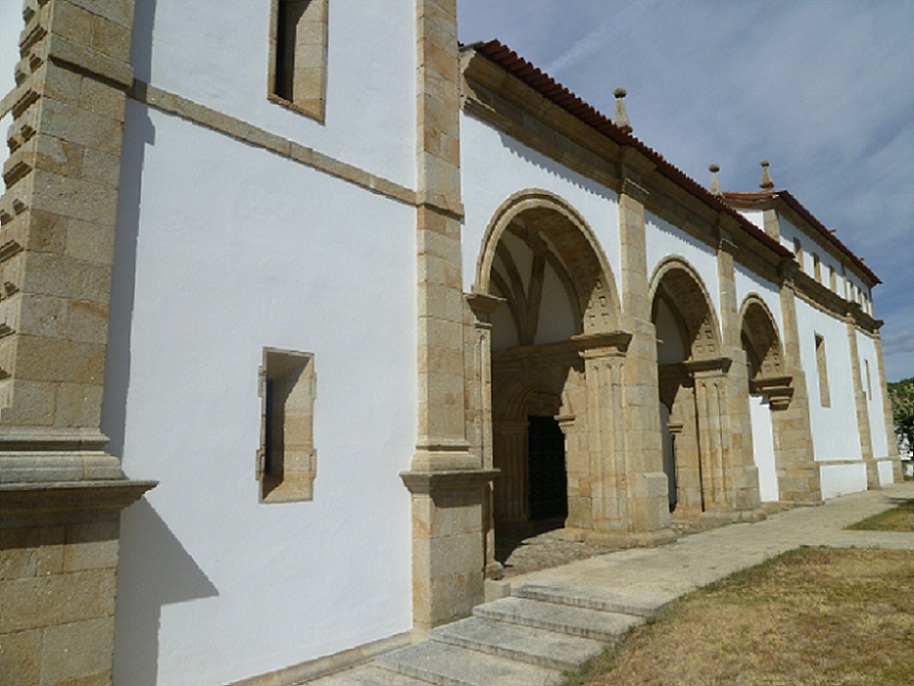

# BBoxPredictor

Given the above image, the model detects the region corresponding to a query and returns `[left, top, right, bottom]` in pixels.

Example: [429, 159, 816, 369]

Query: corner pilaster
[403, 0, 494, 631]
[873, 331, 903, 482]
[845, 313, 877, 487]
[0, 2, 154, 684]
[774, 266, 821, 503]
[715, 227, 761, 513]
[615, 159, 673, 543]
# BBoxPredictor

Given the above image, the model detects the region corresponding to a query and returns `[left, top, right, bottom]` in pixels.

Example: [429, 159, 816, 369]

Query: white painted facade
[645, 211, 722, 318]
[749, 395, 779, 502]
[0, 3, 899, 683]
[460, 114, 622, 298]
[131, 0, 417, 188]
[0, 0, 20, 177]
[106, 102, 416, 686]
[101, 3, 420, 683]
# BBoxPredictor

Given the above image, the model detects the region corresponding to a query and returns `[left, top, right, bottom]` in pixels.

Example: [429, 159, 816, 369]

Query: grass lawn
[565, 547, 914, 686]
[846, 499, 914, 532]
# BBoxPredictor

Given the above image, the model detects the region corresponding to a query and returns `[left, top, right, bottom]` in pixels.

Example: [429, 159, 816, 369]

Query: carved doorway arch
[468, 190, 627, 553]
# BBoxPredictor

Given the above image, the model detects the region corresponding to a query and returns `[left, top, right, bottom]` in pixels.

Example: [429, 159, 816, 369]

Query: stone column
[465, 292, 503, 579]
[873, 331, 903, 481]
[0, 2, 154, 684]
[845, 312, 877, 488]
[612, 158, 672, 543]
[686, 360, 734, 513]
[714, 227, 761, 514]
[401, 0, 496, 632]
[559, 413, 591, 531]
[774, 267, 821, 502]
[577, 336, 631, 539]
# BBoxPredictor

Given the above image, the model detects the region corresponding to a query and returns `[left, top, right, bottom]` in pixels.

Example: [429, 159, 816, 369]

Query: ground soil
[570, 547, 914, 686]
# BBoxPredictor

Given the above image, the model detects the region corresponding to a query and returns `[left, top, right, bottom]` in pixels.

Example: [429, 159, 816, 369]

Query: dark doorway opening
[527, 415, 568, 521]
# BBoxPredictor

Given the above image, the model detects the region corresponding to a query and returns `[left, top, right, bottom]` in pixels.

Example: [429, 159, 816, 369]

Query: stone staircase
[310, 583, 673, 686]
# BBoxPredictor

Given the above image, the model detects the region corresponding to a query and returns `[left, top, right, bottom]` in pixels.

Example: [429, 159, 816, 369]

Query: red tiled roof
[724, 190, 880, 284]
[465, 40, 802, 262]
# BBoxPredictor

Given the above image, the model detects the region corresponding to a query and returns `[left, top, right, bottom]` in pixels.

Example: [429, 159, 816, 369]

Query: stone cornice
[0, 479, 157, 525]
[400, 469, 500, 495]
[793, 271, 880, 332]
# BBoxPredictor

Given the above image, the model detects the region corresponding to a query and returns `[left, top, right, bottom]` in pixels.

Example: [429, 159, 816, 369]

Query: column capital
[684, 356, 733, 377]
[571, 330, 632, 358]
[620, 177, 650, 204]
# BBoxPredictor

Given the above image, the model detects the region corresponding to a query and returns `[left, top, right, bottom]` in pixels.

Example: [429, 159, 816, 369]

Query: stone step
[430, 616, 605, 671]
[375, 640, 561, 686]
[474, 596, 644, 641]
[305, 665, 432, 685]
[514, 583, 675, 617]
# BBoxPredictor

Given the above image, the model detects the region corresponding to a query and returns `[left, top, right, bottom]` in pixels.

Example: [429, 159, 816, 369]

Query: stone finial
[613, 87, 632, 134]
[759, 160, 775, 190]
[709, 164, 722, 196]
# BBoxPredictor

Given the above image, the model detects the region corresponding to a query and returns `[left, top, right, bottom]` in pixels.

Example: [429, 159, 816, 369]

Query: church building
[0, 1, 901, 685]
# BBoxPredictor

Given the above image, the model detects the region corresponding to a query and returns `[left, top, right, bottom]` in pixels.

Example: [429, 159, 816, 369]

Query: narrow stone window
[257, 348, 317, 503]
[815, 334, 830, 407]
[269, 0, 328, 121]
[793, 238, 803, 270]
[865, 359, 872, 401]
[829, 266, 836, 291]
[813, 253, 821, 283]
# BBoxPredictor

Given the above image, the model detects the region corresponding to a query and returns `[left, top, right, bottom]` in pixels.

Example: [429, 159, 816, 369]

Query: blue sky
[458, 0, 914, 382]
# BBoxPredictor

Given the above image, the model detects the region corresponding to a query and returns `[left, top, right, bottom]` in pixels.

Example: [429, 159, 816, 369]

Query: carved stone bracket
[465, 291, 506, 324]
[750, 375, 794, 410]
[400, 469, 500, 496]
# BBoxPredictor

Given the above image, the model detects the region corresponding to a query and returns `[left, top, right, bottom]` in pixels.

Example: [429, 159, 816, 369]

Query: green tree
[887, 376, 914, 456]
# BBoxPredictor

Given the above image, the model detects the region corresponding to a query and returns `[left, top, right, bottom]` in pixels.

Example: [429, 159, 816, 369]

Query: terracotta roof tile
[464, 40, 809, 262]
[724, 191, 880, 284]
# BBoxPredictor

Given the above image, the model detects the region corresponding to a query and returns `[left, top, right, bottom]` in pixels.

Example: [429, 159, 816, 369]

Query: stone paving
[307, 482, 914, 685]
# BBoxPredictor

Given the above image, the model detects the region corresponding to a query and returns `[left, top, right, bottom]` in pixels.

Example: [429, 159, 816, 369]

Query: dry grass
[566, 547, 914, 686]
[846, 499, 914, 532]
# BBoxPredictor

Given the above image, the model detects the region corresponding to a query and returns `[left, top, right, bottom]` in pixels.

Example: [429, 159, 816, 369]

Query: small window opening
[258, 348, 317, 503]
[793, 238, 803, 270]
[815, 334, 830, 407]
[829, 266, 836, 291]
[813, 253, 821, 283]
[269, 0, 328, 121]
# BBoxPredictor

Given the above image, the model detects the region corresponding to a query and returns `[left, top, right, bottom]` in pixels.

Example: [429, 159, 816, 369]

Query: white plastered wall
[459, 114, 622, 299]
[855, 330, 890, 461]
[105, 103, 416, 686]
[734, 264, 783, 331]
[645, 212, 721, 319]
[739, 209, 765, 232]
[0, 0, 22, 177]
[132, 0, 417, 188]
[794, 297, 867, 498]
[734, 266, 783, 503]
[779, 215, 855, 303]
[750, 396, 778, 502]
